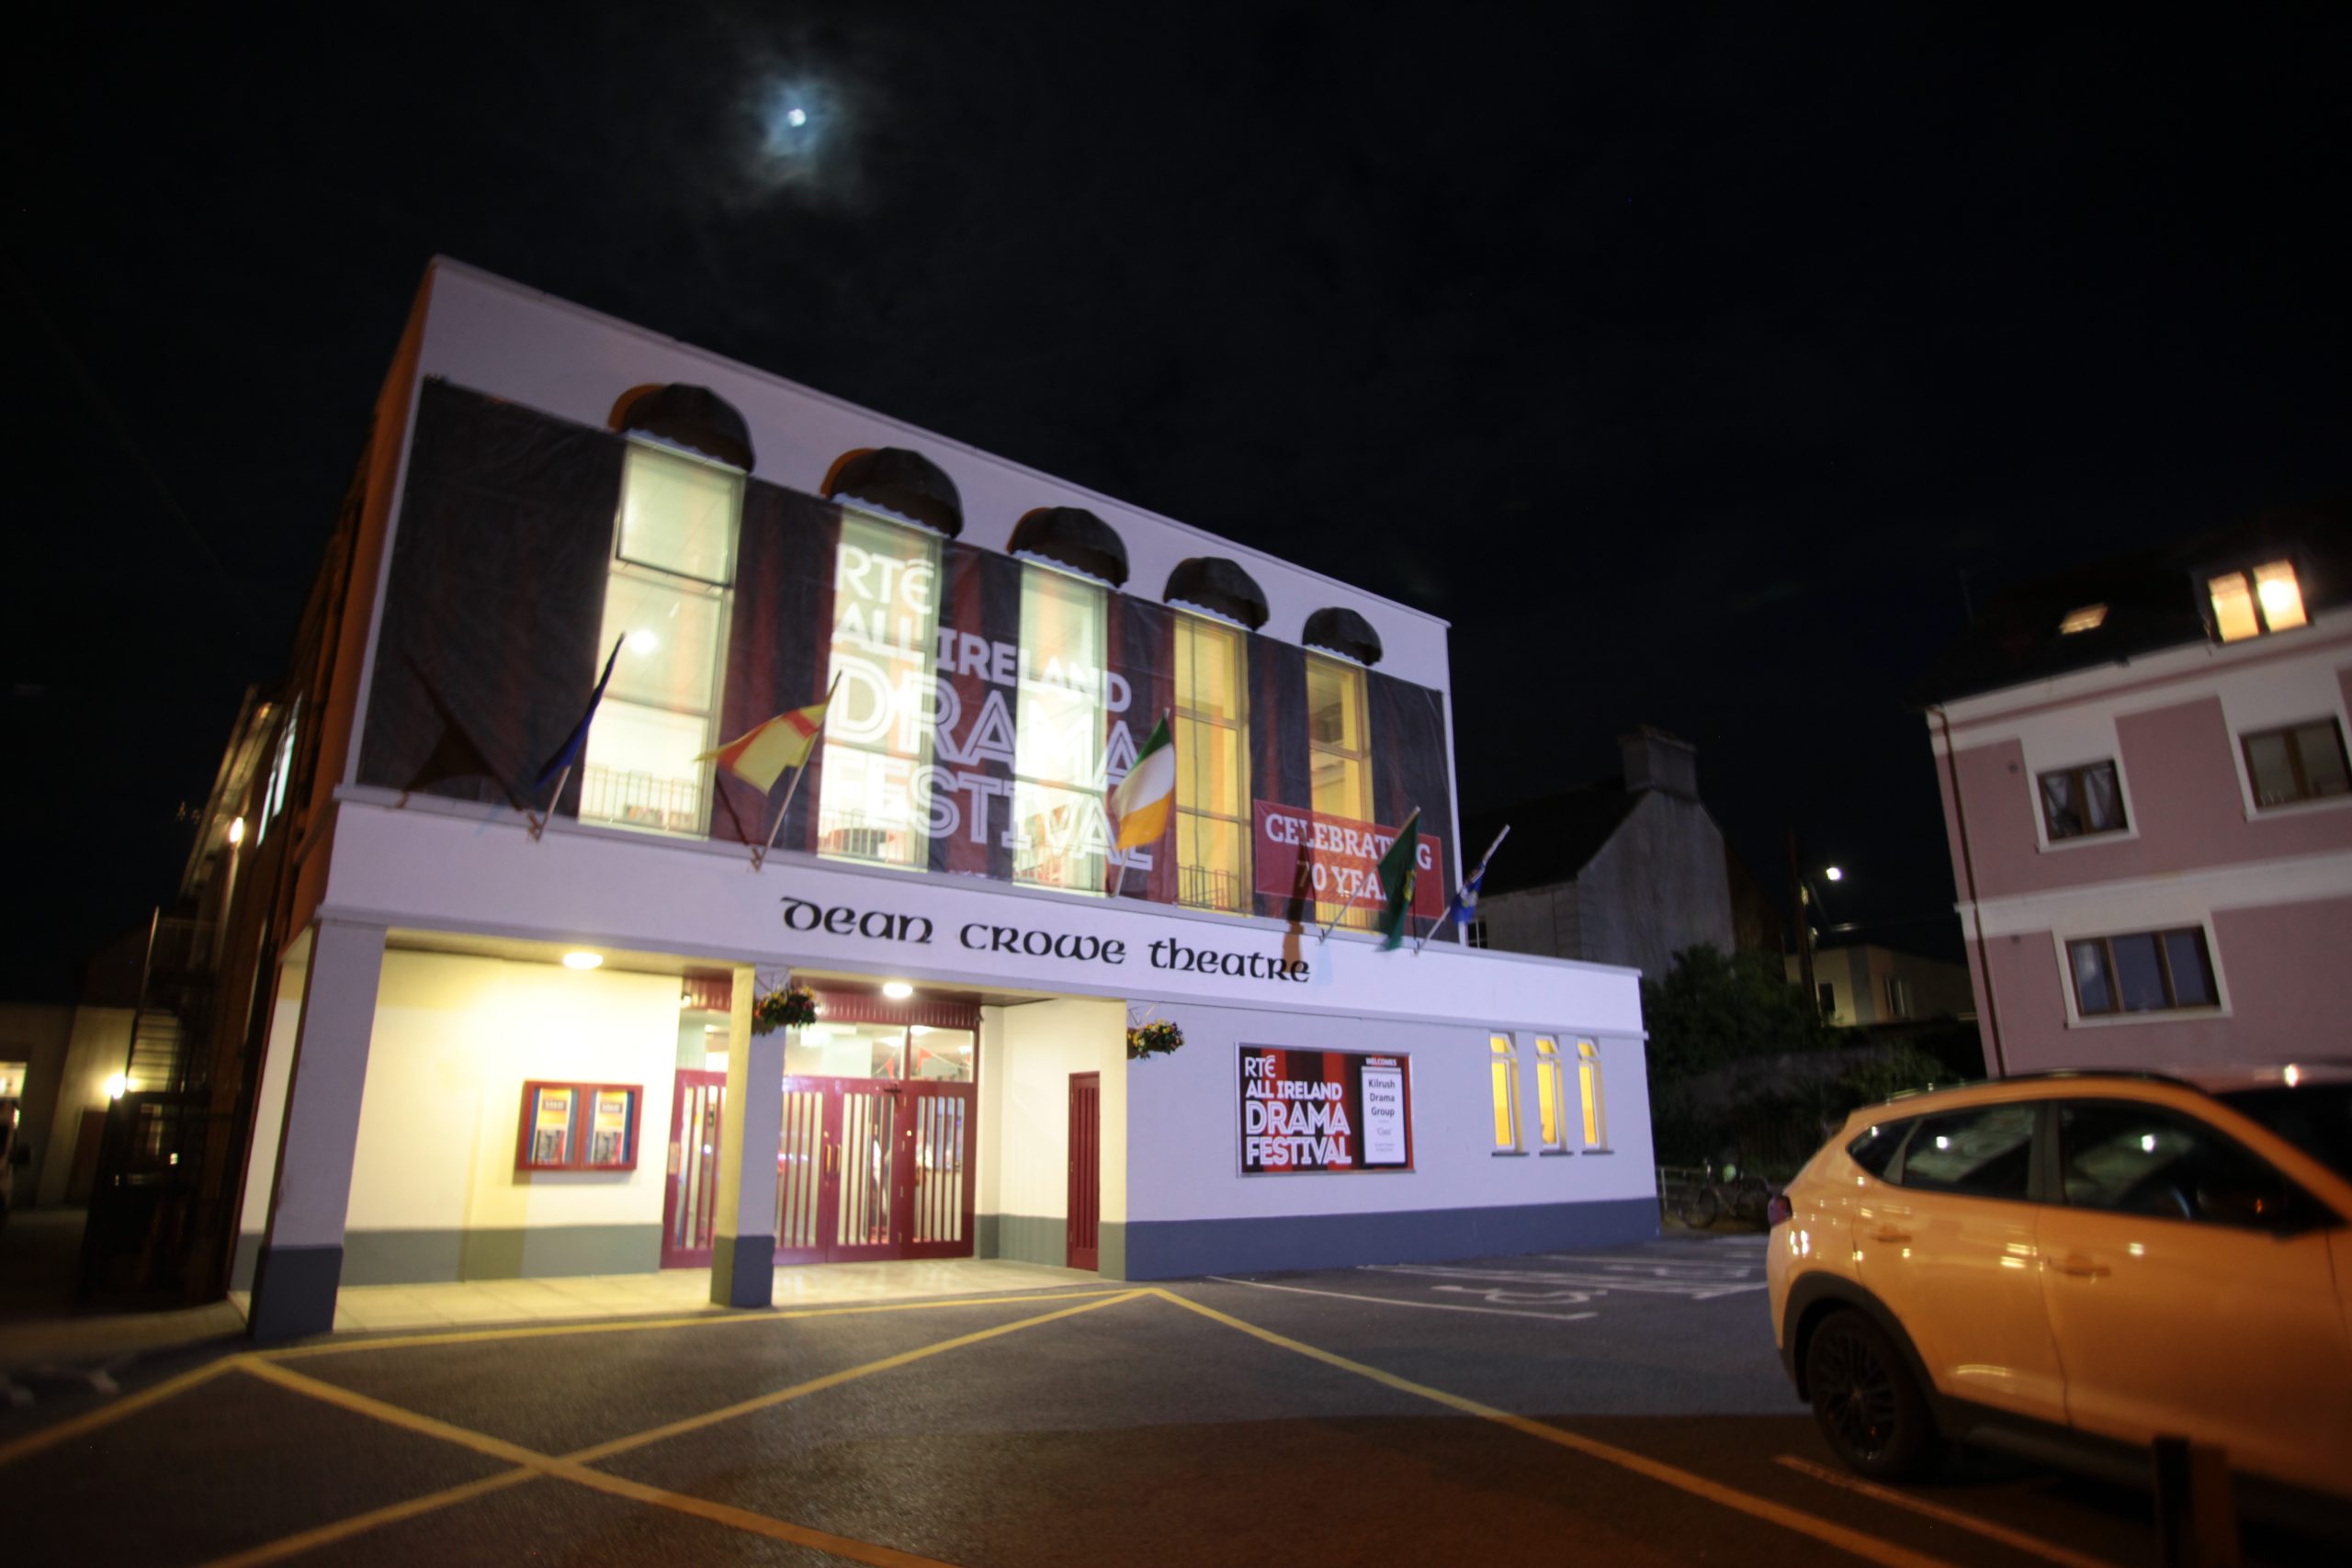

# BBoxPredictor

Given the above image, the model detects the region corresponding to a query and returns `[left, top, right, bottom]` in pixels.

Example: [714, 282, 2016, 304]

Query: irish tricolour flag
[1109, 714, 1176, 850]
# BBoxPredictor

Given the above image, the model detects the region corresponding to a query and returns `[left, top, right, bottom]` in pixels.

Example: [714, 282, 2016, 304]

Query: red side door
[1068, 1072, 1100, 1271]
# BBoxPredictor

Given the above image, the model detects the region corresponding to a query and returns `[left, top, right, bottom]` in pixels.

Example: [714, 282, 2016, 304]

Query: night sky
[7, 4, 2346, 997]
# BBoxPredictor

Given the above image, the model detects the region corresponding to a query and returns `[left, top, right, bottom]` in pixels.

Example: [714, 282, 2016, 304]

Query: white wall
[1125, 1000, 1654, 1224]
[237, 959, 308, 1237]
[987, 998, 1127, 1224]
[345, 951, 680, 1235]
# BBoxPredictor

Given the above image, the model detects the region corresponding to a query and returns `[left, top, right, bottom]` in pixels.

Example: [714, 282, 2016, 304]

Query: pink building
[1915, 512, 2349, 1077]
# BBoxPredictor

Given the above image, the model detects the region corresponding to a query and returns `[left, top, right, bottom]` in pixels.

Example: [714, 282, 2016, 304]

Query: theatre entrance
[661, 987, 978, 1269]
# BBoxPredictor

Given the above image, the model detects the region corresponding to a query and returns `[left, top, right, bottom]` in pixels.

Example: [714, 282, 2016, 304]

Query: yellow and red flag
[698, 696, 831, 794]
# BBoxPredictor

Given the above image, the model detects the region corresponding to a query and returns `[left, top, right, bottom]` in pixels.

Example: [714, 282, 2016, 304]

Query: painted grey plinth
[1122, 1197, 1659, 1280]
[710, 1234, 775, 1308]
[247, 1244, 344, 1341]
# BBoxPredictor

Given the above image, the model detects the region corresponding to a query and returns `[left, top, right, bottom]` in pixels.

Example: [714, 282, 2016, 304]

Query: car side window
[2057, 1100, 2300, 1229]
[1847, 1119, 1911, 1179]
[1894, 1103, 2035, 1199]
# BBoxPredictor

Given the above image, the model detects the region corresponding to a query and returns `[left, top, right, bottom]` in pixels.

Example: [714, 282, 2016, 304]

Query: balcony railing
[580, 765, 704, 836]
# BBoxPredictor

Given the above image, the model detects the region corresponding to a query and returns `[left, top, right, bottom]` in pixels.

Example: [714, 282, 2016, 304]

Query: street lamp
[1785, 832, 1845, 1019]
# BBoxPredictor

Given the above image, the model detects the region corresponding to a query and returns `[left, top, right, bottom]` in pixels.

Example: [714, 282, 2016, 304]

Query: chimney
[1621, 726, 1699, 801]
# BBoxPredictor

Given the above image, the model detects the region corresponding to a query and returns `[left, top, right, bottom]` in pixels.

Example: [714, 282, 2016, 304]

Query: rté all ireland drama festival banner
[1239, 1045, 1414, 1174]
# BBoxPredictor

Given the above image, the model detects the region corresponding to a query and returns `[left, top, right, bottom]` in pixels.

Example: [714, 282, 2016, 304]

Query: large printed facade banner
[1238, 1045, 1414, 1174]
[1250, 803, 1443, 918]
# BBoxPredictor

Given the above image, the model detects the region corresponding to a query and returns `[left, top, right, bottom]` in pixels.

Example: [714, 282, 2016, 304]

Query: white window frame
[2052, 919, 2232, 1029]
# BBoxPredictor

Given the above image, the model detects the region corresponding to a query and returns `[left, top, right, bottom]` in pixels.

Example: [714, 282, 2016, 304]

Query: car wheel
[1682, 1188, 1720, 1228]
[1804, 1308, 1942, 1480]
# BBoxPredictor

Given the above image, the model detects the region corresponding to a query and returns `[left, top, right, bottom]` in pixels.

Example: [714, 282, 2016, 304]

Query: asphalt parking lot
[3, 1234, 2340, 1567]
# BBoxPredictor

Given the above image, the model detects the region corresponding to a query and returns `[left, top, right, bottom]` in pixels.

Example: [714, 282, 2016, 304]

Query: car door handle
[1871, 1226, 1910, 1244]
[2052, 1255, 2109, 1279]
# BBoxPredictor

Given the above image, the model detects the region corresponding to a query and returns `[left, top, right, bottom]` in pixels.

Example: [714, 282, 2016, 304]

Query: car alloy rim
[1816, 1326, 1899, 1457]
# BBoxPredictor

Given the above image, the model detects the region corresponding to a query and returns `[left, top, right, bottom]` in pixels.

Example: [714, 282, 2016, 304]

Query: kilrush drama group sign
[1238, 1045, 1414, 1174]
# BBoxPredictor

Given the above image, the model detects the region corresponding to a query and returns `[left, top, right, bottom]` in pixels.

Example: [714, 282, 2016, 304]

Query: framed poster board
[1238, 1045, 1413, 1175]
[515, 1081, 641, 1172]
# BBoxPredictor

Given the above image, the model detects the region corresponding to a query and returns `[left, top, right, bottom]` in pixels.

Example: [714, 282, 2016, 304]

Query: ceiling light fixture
[881, 981, 914, 1000]
[562, 951, 604, 970]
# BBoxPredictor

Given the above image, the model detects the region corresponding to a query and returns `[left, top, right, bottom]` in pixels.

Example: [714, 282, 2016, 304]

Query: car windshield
[2214, 1084, 2352, 1184]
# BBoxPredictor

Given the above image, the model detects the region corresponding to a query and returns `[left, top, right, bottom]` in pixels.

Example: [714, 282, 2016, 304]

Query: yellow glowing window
[1306, 653, 1374, 930]
[2059, 604, 2107, 635]
[1173, 613, 1250, 913]
[2209, 559, 2305, 643]
[1534, 1037, 1565, 1150]
[1489, 1034, 1521, 1151]
[1577, 1039, 1608, 1148]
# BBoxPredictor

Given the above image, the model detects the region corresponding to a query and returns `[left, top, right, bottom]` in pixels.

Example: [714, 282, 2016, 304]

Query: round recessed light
[562, 951, 604, 970]
[881, 981, 913, 1000]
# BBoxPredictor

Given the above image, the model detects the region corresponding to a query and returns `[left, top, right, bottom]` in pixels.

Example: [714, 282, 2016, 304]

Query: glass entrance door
[772, 1075, 975, 1264]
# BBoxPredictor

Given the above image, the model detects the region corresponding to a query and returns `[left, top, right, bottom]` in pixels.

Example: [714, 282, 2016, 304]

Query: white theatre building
[219, 259, 1655, 1338]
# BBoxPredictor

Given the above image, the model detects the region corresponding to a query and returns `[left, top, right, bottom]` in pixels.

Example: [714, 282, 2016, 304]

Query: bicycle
[1657, 1164, 1774, 1229]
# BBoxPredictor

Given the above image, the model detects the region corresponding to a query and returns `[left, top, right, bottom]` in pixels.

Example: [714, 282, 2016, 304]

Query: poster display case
[515, 1081, 642, 1172]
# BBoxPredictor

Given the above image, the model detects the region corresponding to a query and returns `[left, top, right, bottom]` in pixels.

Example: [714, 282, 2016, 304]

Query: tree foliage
[1639, 944, 1839, 1083]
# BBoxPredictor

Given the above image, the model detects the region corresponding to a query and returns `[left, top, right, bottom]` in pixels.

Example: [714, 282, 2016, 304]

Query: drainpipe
[1931, 705, 2007, 1078]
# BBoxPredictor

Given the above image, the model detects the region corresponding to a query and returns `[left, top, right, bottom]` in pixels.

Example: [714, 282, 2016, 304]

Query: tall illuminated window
[580, 444, 741, 836]
[1012, 564, 1107, 892]
[1173, 613, 1250, 911]
[1488, 1034, 1521, 1152]
[1306, 653, 1372, 927]
[1533, 1037, 1566, 1152]
[817, 512, 941, 868]
[1577, 1039, 1608, 1149]
[2208, 559, 2306, 643]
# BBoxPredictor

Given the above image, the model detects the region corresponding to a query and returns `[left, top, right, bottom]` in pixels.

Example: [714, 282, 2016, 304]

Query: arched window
[1488, 1034, 1521, 1152]
[1534, 1038, 1566, 1152]
[1577, 1039, 1608, 1149]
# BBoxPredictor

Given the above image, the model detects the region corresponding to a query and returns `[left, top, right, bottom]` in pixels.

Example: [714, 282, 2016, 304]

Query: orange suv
[1767, 1066, 2352, 1500]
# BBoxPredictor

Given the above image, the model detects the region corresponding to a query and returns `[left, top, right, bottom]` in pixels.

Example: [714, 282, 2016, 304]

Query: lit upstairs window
[2059, 604, 2107, 635]
[2208, 559, 2306, 643]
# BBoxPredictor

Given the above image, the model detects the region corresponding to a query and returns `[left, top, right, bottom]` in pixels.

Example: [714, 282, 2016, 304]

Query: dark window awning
[823, 447, 965, 538]
[1163, 557, 1269, 630]
[616, 384, 755, 470]
[1303, 606, 1383, 666]
[1008, 507, 1129, 588]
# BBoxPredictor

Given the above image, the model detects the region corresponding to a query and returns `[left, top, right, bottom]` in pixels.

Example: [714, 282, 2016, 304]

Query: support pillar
[247, 919, 388, 1341]
[710, 964, 784, 1308]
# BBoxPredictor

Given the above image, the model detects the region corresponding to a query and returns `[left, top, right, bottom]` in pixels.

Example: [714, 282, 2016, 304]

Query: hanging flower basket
[750, 984, 819, 1035]
[1126, 1020, 1184, 1060]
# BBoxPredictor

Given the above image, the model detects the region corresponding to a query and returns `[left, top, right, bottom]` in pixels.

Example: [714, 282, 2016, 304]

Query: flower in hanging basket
[750, 984, 820, 1035]
[1126, 1020, 1184, 1060]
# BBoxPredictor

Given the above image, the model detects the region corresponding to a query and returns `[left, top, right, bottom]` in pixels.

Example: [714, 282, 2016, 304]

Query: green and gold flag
[1374, 807, 1422, 952]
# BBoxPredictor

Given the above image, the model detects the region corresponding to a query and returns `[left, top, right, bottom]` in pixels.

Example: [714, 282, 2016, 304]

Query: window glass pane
[2163, 930, 2216, 1007]
[2040, 771, 2080, 838]
[580, 699, 709, 834]
[2215, 1084, 2352, 1185]
[2110, 932, 2168, 1011]
[598, 576, 723, 714]
[819, 513, 941, 869]
[910, 1026, 975, 1081]
[2060, 1101, 2291, 1227]
[2083, 762, 2123, 831]
[2297, 722, 2350, 798]
[1489, 1035, 1518, 1150]
[1532, 1038, 1561, 1149]
[1177, 615, 1242, 722]
[618, 446, 739, 585]
[1012, 567, 1107, 891]
[1306, 658, 1363, 751]
[2209, 571, 2259, 641]
[2245, 730, 2299, 807]
[2070, 939, 2113, 1014]
[1579, 1059, 1605, 1146]
[1176, 815, 1246, 911]
[1897, 1103, 2035, 1198]
[1848, 1120, 1911, 1179]
[2252, 560, 2306, 631]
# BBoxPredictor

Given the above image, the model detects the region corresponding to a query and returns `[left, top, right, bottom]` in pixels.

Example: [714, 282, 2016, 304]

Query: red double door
[663, 1070, 974, 1268]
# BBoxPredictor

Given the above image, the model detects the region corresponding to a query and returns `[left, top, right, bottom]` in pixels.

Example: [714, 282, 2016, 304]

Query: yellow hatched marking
[1775, 1455, 2122, 1568]
[0, 1356, 241, 1468]
[1152, 1289, 1959, 1568]
[201, 1289, 1145, 1566]
[264, 1286, 1133, 1361]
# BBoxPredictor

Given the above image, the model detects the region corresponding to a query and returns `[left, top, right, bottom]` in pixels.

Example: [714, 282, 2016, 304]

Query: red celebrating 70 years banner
[1250, 803, 1444, 919]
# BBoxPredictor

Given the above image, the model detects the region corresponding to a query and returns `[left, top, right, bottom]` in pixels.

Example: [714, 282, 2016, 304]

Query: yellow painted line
[197, 1469, 539, 1568]
[1149, 1289, 1959, 1568]
[1775, 1455, 2121, 1568]
[209, 1289, 1148, 1566]
[0, 1355, 243, 1468]
[265, 1287, 1134, 1361]
[237, 1363, 961, 1567]
[567, 1289, 1148, 1462]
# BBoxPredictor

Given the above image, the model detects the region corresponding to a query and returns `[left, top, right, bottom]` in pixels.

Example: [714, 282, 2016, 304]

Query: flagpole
[1415, 823, 1510, 955]
[528, 762, 572, 841]
[754, 672, 842, 871]
[1316, 883, 1364, 943]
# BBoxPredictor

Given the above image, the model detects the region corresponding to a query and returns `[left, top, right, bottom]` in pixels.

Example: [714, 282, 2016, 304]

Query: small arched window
[1533, 1038, 1566, 1152]
[1577, 1040, 1609, 1150]
[1488, 1034, 1521, 1152]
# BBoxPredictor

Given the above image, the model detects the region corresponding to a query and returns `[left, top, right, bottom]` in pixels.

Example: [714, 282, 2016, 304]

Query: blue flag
[533, 637, 624, 795]
[1446, 826, 1511, 927]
